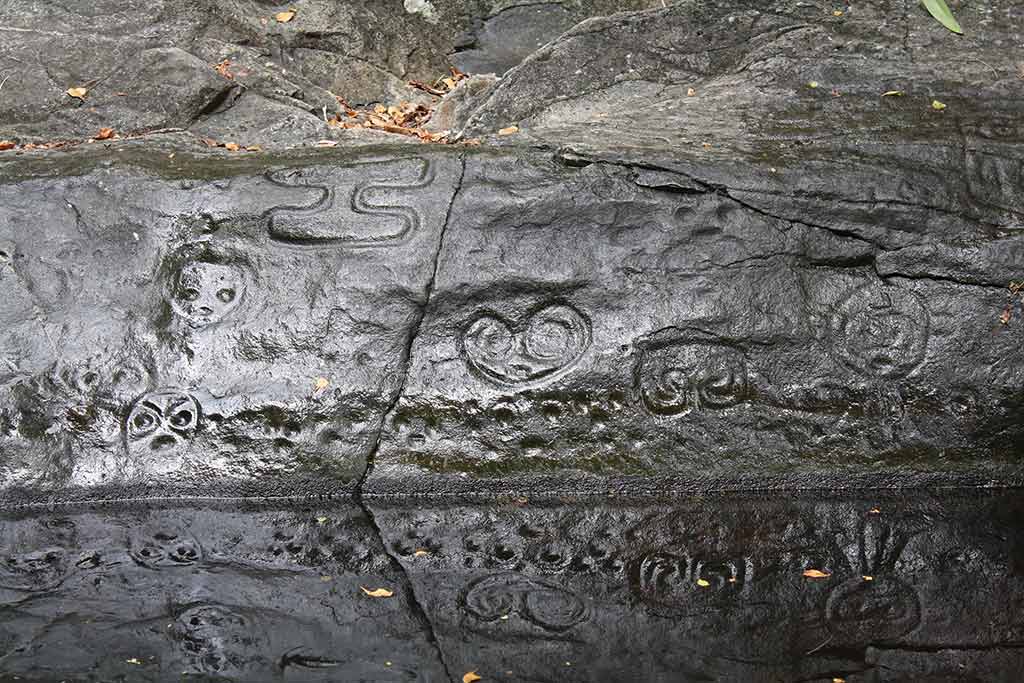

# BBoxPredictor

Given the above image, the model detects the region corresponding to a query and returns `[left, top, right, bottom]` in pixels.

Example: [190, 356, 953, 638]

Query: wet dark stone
[0, 0, 1022, 678]
[0, 139, 1021, 502]
[0, 493, 1022, 680]
[0, 148, 461, 504]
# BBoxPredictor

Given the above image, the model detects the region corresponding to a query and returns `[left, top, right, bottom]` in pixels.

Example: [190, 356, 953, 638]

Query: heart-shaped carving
[461, 303, 590, 387]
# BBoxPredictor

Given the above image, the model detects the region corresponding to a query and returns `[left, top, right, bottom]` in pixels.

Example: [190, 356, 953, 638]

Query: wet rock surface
[0, 147, 461, 504]
[1, 0, 1023, 677]
[1, 492, 1023, 681]
[0, 140, 1019, 501]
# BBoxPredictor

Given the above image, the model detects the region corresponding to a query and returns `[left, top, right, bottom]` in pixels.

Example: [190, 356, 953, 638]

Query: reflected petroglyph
[461, 303, 590, 387]
[129, 527, 203, 569]
[462, 572, 588, 633]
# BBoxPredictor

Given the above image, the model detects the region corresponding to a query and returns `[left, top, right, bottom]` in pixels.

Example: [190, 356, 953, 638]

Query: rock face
[0, 0, 658, 146]
[0, 148, 460, 503]
[0, 1, 1022, 500]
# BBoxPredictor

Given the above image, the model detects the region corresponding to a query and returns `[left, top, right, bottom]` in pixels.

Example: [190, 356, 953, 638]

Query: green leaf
[922, 0, 963, 34]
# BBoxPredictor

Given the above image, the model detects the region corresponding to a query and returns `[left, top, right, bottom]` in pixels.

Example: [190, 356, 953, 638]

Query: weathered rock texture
[0, 0, 1022, 503]
[0, 0, 658, 147]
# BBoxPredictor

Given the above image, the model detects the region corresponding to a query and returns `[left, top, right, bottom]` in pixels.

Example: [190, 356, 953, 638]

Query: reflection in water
[0, 492, 1021, 681]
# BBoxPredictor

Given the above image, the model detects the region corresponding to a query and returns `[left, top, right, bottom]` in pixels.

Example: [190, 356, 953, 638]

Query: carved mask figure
[169, 260, 245, 328]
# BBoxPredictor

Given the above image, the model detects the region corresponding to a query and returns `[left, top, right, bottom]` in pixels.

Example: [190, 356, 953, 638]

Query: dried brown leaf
[360, 586, 394, 598]
[95, 127, 115, 140]
[498, 125, 519, 136]
[803, 569, 831, 579]
[67, 87, 88, 100]
[215, 59, 234, 80]
[223, 142, 240, 151]
[275, 9, 296, 23]
[463, 672, 482, 683]
[0, 140, 15, 151]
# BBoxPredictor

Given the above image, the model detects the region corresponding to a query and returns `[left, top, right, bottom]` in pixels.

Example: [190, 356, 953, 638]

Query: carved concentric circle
[830, 284, 929, 379]
[637, 342, 748, 416]
[461, 303, 591, 387]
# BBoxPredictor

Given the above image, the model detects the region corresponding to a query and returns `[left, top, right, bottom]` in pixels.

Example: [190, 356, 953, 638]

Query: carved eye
[702, 370, 735, 394]
[170, 409, 194, 429]
[216, 288, 235, 303]
[179, 287, 200, 302]
[130, 411, 157, 434]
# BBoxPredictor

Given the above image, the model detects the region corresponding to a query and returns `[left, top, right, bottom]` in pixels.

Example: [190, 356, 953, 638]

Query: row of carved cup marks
[453, 282, 930, 416]
[0, 345, 373, 487]
[0, 508, 397, 597]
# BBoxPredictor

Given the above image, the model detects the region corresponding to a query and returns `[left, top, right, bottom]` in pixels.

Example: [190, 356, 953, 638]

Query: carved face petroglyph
[831, 284, 929, 379]
[637, 342, 748, 416]
[461, 303, 590, 387]
[124, 389, 201, 453]
[169, 260, 245, 328]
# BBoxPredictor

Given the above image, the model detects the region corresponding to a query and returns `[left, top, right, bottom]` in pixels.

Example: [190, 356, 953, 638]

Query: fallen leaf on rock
[275, 9, 296, 22]
[215, 59, 234, 80]
[316, 516, 328, 524]
[803, 569, 831, 578]
[498, 125, 519, 135]
[696, 578, 711, 587]
[882, 90, 904, 97]
[200, 137, 220, 147]
[244, 145, 262, 152]
[67, 87, 88, 100]
[463, 672, 482, 683]
[833, 9, 844, 16]
[931, 99, 947, 111]
[125, 658, 143, 665]
[223, 142, 240, 151]
[95, 127, 115, 140]
[808, 81, 819, 89]
[360, 586, 394, 598]
[862, 575, 874, 581]
[314, 377, 329, 392]
[1000, 307, 1012, 325]
[869, 507, 881, 514]
[0, 140, 15, 151]
[687, 87, 696, 96]
[413, 549, 431, 557]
